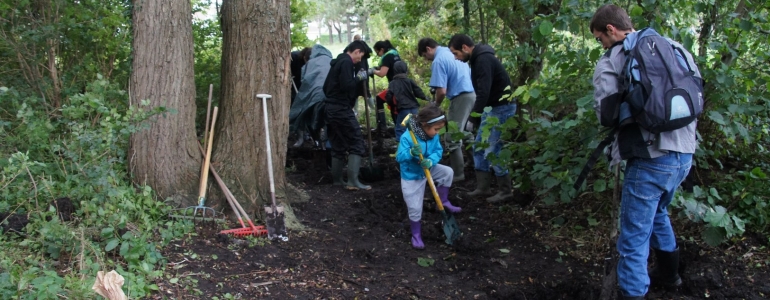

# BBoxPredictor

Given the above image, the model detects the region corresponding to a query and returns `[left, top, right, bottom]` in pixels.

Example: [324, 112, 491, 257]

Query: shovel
[257, 93, 288, 241]
[360, 77, 385, 182]
[402, 114, 462, 245]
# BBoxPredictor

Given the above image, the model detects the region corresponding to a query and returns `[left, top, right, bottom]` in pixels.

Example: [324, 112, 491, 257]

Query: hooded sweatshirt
[323, 53, 359, 108]
[468, 44, 513, 114]
[385, 61, 426, 112]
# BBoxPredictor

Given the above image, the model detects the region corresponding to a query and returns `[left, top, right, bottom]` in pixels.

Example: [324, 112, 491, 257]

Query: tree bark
[477, 0, 486, 44]
[218, 0, 291, 215]
[129, 0, 201, 205]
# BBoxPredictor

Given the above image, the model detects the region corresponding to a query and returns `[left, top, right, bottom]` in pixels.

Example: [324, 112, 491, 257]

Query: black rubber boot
[331, 157, 346, 186]
[346, 155, 371, 190]
[487, 173, 513, 203]
[376, 110, 387, 134]
[650, 248, 683, 287]
[467, 171, 493, 197]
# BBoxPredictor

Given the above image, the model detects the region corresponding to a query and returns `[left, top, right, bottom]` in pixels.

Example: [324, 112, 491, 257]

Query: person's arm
[470, 58, 493, 114]
[411, 80, 428, 101]
[426, 135, 443, 165]
[340, 59, 358, 92]
[429, 58, 449, 105]
[374, 53, 394, 78]
[592, 52, 620, 120]
[434, 88, 447, 105]
[395, 133, 419, 163]
[373, 66, 389, 78]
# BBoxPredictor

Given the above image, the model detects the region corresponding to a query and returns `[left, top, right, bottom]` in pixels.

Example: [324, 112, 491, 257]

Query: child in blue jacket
[396, 104, 462, 249]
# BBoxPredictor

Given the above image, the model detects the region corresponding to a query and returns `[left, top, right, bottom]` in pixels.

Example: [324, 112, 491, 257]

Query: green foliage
[192, 1, 223, 138]
[291, 0, 313, 48]
[376, 0, 769, 245]
[0, 78, 190, 298]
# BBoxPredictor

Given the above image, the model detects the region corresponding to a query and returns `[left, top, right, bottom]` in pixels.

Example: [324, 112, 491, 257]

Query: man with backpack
[590, 5, 703, 299]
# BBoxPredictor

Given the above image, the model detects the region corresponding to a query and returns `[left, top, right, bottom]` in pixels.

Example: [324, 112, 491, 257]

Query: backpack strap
[573, 127, 618, 191]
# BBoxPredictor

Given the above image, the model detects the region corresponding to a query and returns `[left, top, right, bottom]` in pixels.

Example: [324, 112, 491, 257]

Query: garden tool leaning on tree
[402, 114, 462, 245]
[257, 93, 289, 242]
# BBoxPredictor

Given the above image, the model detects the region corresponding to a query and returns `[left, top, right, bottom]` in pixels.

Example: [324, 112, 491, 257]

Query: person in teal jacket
[396, 104, 462, 249]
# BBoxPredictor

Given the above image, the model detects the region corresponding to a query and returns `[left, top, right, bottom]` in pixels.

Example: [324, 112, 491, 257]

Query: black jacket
[469, 44, 512, 114]
[323, 53, 359, 108]
[385, 61, 426, 112]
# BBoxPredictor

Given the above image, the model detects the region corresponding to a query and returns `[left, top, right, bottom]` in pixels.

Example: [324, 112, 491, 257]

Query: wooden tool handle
[199, 107, 218, 199]
[402, 114, 446, 212]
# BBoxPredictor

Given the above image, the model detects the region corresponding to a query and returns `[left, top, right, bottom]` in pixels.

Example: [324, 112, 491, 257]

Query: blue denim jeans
[395, 108, 419, 141]
[473, 103, 517, 176]
[617, 152, 692, 297]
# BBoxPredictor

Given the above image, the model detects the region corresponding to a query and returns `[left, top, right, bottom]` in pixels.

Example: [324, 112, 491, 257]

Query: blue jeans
[395, 108, 418, 141]
[617, 152, 692, 297]
[473, 103, 517, 176]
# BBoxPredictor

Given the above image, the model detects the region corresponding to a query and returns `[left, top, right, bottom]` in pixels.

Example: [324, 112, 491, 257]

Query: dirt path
[154, 146, 770, 299]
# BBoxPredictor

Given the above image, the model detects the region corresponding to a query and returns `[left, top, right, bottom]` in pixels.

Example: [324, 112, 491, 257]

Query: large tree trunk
[217, 0, 291, 215]
[129, 0, 201, 206]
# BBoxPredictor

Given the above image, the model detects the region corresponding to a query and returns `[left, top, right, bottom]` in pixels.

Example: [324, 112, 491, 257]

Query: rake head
[171, 197, 218, 221]
[220, 224, 268, 238]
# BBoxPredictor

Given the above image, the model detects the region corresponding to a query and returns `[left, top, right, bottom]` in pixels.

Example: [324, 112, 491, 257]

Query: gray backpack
[600, 28, 704, 133]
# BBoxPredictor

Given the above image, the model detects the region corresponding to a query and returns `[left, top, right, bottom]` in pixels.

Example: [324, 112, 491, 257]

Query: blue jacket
[396, 130, 443, 180]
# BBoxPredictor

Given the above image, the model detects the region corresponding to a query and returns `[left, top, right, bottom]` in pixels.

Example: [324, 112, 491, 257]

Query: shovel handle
[402, 114, 445, 212]
[257, 94, 278, 209]
[199, 107, 219, 200]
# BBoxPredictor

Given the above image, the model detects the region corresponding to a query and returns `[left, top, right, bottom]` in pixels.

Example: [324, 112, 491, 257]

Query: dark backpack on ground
[600, 27, 704, 133]
[575, 28, 704, 191]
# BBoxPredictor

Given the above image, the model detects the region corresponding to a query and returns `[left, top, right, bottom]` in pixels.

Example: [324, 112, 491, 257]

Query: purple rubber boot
[410, 221, 425, 249]
[436, 186, 462, 213]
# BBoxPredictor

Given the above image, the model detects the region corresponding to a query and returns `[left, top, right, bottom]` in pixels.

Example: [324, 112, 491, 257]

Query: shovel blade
[264, 205, 288, 241]
[441, 211, 462, 245]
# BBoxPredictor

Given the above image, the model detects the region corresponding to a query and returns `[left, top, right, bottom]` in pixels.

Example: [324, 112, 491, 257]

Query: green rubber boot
[467, 171, 493, 197]
[487, 173, 514, 203]
[346, 155, 371, 190]
[450, 148, 465, 182]
[331, 157, 347, 186]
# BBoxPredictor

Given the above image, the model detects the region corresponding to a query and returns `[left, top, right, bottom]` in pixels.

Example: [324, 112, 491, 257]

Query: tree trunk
[218, 0, 291, 215]
[129, 0, 201, 206]
[334, 22, 342, 43]
[346, 16, 352, 42]
[462, 0, 470, 34]
[477, 0, 486, 44]
[327, 21, 334, 43]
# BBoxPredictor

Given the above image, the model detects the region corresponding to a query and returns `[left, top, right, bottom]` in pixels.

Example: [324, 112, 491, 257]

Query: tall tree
[129, 0, 201, 204]
[216, 0, 291, 214]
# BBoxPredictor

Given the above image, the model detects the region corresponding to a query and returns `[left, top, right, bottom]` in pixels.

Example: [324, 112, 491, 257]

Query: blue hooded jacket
[395, 129, 443, 180]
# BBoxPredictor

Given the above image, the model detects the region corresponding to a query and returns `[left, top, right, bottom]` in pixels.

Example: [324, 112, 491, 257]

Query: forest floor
[151, 131, 770, 299]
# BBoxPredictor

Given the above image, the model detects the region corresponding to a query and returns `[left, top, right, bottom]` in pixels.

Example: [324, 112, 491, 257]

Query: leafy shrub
[0, 77, 190, 298]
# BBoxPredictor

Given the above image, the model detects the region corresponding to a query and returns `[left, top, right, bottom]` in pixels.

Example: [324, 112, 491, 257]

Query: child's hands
[420, 159, 433, 169]
[410, 145, 422, 157]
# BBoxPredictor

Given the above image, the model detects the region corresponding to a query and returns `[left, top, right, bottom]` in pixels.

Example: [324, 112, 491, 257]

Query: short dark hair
[590, 4, 633, 33]
[373, 40, 395, 53]
[417, 38, 439, 57]
[345, 40, 372, 58]
[299, 47, 312, 62]
[416, 103, 445, 126]
[448, 34, 474, 51]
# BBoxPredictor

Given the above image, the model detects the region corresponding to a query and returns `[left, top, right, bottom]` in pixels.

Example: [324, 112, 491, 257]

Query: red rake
[197, 144, 267, 238]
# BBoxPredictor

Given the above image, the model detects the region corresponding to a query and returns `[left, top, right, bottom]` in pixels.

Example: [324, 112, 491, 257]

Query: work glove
[465, 116, 480, 132]
[355, 69, 368, 82]
[410, 144, 422, 157]
[367, 68, 375, 76]
[420, 158, 433, 169]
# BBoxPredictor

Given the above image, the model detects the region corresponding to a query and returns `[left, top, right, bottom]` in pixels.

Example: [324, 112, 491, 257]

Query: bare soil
[151, 136, 769, 299]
